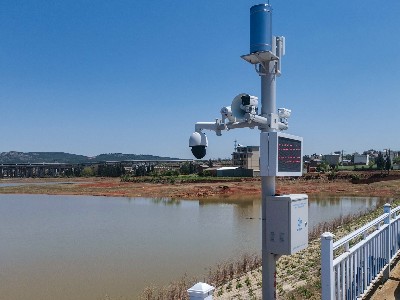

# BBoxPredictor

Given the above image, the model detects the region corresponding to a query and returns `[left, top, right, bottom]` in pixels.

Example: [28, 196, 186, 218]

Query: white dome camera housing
[189, 131, 208, 159]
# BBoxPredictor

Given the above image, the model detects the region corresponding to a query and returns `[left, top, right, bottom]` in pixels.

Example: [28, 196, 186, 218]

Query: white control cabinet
[265, 194, 308, 255]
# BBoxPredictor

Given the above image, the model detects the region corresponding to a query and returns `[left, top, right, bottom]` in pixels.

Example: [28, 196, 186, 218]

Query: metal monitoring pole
[261, 50, 278, 300]
[189, 4, 307, 300]
[242, 5, 279, 297]
[241, 5, 300, 299]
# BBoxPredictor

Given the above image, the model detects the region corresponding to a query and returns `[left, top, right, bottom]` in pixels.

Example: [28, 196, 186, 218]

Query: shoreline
[1, 173, 400, 200]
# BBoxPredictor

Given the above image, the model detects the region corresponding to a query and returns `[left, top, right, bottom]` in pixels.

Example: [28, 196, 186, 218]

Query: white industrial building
[323, 154, 341, 166]
[353, 154, 369, 165]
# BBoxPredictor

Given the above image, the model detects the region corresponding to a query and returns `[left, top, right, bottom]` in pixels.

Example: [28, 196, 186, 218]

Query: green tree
[317, 161, 329, 173]
[179, 162, 195, 175]
[344, 154, 353, 160]
[376, 152, 385, 172]
[385, 156, 392, 174]
[368, 158, 375, 169]
[81, 166, 95, 177]
[208, 159, 213, 168]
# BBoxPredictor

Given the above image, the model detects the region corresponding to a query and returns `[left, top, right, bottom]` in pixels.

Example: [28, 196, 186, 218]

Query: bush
[327, 170, 337, 180]
[81, 166, 95, 177]
[203, 170, 212, 177]
[161, 169, 180, 176]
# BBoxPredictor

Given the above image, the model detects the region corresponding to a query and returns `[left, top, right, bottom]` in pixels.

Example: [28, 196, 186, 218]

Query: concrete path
[366, 260, 400, 300]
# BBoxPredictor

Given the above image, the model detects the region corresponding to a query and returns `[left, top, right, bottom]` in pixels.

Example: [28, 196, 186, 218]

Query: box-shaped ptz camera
[266, 194, 308, 255]
[260, 132, 303, 176]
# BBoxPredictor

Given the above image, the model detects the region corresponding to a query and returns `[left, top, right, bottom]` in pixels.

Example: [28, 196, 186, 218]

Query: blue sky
[1, 1, 399, 159]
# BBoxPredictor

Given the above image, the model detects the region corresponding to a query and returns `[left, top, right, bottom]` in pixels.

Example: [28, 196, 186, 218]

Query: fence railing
[321, 204, 400, 300]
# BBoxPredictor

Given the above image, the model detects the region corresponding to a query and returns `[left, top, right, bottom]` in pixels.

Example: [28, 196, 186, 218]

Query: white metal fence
[321, 204, 400, 300]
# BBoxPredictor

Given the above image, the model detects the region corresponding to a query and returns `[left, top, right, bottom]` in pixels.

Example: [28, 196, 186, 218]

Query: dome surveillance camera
[191, 146, 206, 159]
[189, 131, 208, 159]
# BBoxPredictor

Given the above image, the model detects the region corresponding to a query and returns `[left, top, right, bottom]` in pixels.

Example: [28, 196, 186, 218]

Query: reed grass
[139, 253, 261, 300]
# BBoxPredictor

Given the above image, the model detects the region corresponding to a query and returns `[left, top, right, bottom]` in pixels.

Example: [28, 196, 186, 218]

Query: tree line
[75, 162, 199, 178]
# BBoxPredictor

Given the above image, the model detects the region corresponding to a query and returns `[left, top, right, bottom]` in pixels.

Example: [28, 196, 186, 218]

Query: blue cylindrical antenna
[250, 4, 273, 53]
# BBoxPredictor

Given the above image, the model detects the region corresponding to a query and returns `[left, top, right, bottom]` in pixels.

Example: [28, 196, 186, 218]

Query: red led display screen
[278, 137, 302, 173]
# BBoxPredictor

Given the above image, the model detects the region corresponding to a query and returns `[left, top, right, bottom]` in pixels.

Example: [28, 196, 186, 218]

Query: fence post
[187, 282, 215, 300]
[384, 203, 391, 281]
[321, 232, 335, 300]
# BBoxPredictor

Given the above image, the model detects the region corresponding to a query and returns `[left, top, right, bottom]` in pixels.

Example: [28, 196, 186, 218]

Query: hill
[0, 151, 179, 164]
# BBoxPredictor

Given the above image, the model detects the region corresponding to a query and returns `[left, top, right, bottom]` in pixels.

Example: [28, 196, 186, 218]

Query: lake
[0, 193, 385, 299]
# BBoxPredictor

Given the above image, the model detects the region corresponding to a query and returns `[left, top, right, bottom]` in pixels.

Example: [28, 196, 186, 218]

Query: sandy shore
[1, 172, 400, 200]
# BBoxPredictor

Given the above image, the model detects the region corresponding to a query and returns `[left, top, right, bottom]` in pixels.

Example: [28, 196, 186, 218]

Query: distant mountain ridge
[0, 151, 179, 164]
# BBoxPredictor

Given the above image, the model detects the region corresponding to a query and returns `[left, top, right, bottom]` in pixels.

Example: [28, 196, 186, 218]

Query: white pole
[384, 203, 391, 281]
[261, 55, 277, 299]
[187, 282, 215, 300]
[321, 232, 335, 300]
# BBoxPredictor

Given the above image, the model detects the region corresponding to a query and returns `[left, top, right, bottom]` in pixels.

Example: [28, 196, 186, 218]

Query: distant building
[342, 159, 352, 166]
[363, 149, 379, 158]
[216, 167, 253, 177]
[353, 154, 369, 165]
[310, 153, 323, 160]
[232, 145, 260, 170]
[323, 154, 341, 166]
[306, 159, 322, 173]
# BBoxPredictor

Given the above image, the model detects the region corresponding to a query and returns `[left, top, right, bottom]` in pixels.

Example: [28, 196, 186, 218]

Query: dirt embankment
[1, 171, 400, 199]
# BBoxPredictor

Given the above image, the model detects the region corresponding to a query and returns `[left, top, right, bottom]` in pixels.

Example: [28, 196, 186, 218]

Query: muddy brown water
[0, 193, 385, 299]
